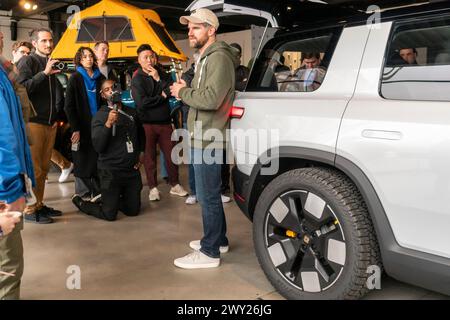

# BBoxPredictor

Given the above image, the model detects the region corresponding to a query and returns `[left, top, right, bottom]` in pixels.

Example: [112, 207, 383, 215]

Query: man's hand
[105, 110, 119, 128]
[44, 59, 61, 76]
[71, 131, 81, 144]
[170, 79, 187, 99]
[147, 66, 160, 82]
[0, 197, 26, 213]
[134, 153, 145, 170]
[0, 214, 21, 236]
[0, 197, 24, 236]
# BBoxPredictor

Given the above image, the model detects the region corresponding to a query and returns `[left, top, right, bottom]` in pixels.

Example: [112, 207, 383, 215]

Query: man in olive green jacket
[171, 8, 239, 269]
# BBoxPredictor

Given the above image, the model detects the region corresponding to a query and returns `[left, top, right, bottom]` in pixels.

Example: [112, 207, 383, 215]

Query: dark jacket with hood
[179, 41, 240, 149]
[91, 104, 145, 172]
[16, 52, 63, 126]
[131, 66, 172, 125]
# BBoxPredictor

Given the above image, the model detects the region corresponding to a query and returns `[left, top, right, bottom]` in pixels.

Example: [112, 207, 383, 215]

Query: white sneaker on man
[185, 195, 197, 205]
[174, 251, 220, 269]
[58, 163, 74, 183]
[149, 187, 160, 201]
[170, 184, 188, 197]
[189, 240, 229, 254]
[221, 194, 231, 203]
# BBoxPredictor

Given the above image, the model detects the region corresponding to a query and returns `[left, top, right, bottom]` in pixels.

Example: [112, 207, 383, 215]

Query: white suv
[191, 0, 450, 299]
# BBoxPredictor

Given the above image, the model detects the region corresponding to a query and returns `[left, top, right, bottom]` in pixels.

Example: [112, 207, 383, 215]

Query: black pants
[77, 169, 142, 221]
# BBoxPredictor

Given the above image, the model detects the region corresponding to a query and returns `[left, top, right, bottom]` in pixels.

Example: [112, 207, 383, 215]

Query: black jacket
[16, 52, 64, 126]
[64, 71, 105, 137]
[91, 105, 145, 171]
[131, 67, 172, 125]
[64, 70, 105, 178]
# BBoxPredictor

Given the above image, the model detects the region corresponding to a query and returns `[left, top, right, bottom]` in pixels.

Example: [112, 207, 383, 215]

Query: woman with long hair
[64, 46, 105, 200]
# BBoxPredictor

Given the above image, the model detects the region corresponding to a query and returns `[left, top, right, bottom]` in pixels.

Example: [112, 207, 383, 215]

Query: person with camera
[64, 47, 105, 202]
[71, 79, 144, 221]
[16, 28, 64, 224]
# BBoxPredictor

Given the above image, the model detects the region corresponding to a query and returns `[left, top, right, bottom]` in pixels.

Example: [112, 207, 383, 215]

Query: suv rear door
[338, 14, 450, 259]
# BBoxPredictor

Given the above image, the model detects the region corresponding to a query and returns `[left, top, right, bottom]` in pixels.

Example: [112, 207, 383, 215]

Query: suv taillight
[230, 106, 245, 119]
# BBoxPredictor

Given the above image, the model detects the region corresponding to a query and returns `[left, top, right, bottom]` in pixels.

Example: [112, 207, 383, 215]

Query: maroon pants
[143, 124, 179, 189]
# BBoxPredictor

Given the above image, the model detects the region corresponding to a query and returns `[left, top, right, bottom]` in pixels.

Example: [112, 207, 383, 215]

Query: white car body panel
[337, 22, 450, 258]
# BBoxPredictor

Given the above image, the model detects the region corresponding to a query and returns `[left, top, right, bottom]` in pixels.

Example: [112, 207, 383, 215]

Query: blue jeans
[192, 148, 228, 258]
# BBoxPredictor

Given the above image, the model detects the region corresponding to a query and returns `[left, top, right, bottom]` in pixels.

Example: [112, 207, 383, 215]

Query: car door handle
[362, 130, 403, 140]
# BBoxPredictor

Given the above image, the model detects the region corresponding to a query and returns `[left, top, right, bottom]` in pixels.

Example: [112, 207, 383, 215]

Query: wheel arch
[245, 146, 450, 295]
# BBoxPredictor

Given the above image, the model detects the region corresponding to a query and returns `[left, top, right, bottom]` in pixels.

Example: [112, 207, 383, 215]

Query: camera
[52, 61, 67, 71]
[109, 82, 122, 104]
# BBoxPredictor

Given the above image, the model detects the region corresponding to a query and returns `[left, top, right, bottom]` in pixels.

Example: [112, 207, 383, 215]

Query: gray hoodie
[179, 41, 240, 149]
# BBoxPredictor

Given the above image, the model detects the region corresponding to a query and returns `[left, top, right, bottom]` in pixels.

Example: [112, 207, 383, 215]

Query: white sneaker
[170, 184, 188, 197]
[189, 240, 229, 254]
[185, 195, 197, 205]
[90, 193, 102, 203]
[221, 194, 231, 203]
[149, 187, 160, 201]
[174, 251, 220, 269]
[58, 163, 74, 183]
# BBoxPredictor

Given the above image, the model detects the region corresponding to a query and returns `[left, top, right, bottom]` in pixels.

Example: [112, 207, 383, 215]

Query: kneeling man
[72, 80, 144, 221]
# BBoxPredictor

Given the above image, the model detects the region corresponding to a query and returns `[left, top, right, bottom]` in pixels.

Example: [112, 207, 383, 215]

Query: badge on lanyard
[126, 135, 134, 153]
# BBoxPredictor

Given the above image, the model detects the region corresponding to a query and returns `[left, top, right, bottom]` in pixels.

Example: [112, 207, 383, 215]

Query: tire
[253, 167, 381, 300]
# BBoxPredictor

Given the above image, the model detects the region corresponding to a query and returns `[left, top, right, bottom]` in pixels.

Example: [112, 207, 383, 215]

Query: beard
[190, 36, 208, 49]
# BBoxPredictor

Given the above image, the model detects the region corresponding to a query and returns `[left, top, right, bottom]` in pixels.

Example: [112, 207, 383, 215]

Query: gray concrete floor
[20, 169, 449, 300]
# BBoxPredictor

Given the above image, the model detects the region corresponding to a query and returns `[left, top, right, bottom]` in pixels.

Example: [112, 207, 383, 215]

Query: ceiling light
[32, 4, 38, 10]
[24, 2, 31, 10]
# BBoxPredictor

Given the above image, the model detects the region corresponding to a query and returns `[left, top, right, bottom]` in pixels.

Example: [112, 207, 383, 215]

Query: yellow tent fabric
[52, 0, 186, 61]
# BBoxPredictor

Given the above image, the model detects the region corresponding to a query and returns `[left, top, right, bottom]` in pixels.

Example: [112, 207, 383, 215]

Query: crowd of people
[0, 8, 254, 299]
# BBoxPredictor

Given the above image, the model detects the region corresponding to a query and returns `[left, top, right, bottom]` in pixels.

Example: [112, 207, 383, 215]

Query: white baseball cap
[180, 8, 220, 30]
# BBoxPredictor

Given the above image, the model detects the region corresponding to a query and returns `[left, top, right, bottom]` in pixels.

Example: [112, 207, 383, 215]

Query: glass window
[246, 28, 342, 92]
[147, 20, 180, 54]
[77, 17, 134, 42]
[381, 16, 450, 102]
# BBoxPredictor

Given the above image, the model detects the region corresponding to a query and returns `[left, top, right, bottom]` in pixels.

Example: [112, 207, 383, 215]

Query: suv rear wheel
[253, 167, 381, 299]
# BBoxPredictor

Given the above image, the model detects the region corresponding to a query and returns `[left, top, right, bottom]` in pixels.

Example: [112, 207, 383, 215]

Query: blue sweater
[0, 64, 35, 203]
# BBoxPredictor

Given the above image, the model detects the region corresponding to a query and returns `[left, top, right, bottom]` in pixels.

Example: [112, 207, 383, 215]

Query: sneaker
[189, 240, 229, 254]
[174, 251, 220, 269]
[221, 194, 231, 203]
[40, 205, 62, 217]
[149, 187, 160, 201]
[90, 193, 102, 203]
[58, 163, 74, 183]
[24, 211, 53, 224]
[185, 195, 197, 205]
[170, 184, 188, 197]
[71, 194, 84, 211]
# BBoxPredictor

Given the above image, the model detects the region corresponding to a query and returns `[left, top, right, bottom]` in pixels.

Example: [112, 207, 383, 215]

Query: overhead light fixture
[32, 4, 38, 10]
[24, 2, 31, 10]
[23, 1, 38, 11]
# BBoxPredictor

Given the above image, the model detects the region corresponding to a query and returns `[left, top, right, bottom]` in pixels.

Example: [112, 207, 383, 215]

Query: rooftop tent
[52, 0, 186, 61]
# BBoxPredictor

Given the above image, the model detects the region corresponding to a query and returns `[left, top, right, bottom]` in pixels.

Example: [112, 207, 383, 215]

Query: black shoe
[72, 195, 84, 210]
[40, 205, 62, 217]
[24, 212, 54, 224]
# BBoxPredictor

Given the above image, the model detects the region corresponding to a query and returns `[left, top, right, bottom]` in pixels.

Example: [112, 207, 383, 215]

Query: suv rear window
[246, 27, 342, 92]
[381, 15, 450, 102]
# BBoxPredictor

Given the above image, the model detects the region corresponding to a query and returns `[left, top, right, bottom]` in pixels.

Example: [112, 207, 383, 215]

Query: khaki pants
[0, 219, 24, 300]
[51, 149, 71, 170]
[25, 123, 57, 213]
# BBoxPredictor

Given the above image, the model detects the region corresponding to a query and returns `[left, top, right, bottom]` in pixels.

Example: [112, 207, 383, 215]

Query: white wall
[0, 10, 49, 61]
